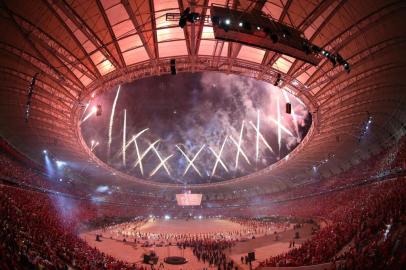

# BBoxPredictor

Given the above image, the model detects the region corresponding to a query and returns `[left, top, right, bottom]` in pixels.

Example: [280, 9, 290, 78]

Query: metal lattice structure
[0, 0, 405, 194]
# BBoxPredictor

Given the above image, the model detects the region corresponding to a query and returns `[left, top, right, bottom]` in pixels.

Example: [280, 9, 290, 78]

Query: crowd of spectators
[1, 135, 405, 269]
[258, 177, 406, 269]
[0, 184, 144, 270]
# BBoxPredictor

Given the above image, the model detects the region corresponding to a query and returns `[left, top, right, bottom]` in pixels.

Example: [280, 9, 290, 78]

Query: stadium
[0, 0, 405, 269]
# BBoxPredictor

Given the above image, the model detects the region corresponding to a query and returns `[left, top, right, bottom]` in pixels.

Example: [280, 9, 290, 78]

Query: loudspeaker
[274, 73, 281, 86]
[96, 105, 102, 116]
[170, 59, 176, 75]
[248, 252, 255, 261]
[286, 102, 291, 114]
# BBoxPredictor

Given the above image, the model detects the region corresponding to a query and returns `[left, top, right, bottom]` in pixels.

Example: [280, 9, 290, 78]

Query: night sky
[81, 72, 311, 184]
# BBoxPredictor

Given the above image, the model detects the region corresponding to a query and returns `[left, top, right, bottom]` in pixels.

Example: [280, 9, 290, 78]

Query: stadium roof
[0, 0, 405, 193]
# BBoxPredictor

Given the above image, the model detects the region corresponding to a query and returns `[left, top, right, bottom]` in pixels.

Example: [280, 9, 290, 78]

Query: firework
[149, 154, 173, 177]
[256, 110, 260, 162]
[269, 116, 294, 136]
[90, 140, 99, 151]
[80, 106, 97, 124]
[125, 128, 149, 150]
[176, 145, 205, 177]
[235, 121, 245, 169]
[134, 139, 160, 169]
[108, 85, 121, 158]
[122, 109, 126, 166]
[133, 139, 143, 175]
[151, 145, 171, 176]
[277, 96, 281, 153]
[229, 136, 251, 165]
[249, 121, 274, 153]
[210, 136, 229, 176]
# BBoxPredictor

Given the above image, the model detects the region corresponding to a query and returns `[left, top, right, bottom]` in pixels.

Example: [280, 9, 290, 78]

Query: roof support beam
[96, 0, 126, 68]
[121, 0, 155, 59]
[148, 0, 159, 74]
[53, 0, 120, 68]
[42, 0, 101, 79]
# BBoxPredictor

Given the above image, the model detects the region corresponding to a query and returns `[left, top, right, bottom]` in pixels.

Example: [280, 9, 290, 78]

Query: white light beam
[90, 140, 99, 151]
[151, 145, 171, 176]
[149, 154, 173, 177]
[277, 96, 281, 153]
[235, 121, 245, 169]
[210, 136, 229, 176]
[133, 139, 143, 175]
[269, 116, 294, 136]
[108, 85, 121, 158]
[122, 109, 126, 166]
[134, 139, 160, 169]
[229, 136, 251, 165]
[125, 128, 149, 150]
[256, 110, 260, 161]
[81, 107, 96, 124]
[176, 145, 205, 177]
[249, 121, 274, 153]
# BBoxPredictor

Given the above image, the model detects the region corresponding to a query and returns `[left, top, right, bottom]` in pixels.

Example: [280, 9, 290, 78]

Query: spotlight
[322, 50, 330, 57]
[282, 29, 290, 38]
[302, 42, 311, 54]
[335, 53, 345, 65]
[225, 18, 230, 25]
[328, 55, 337, 66]
[25, 73, 39, 123]
[56, 160, 66, 168]
[343, 62, 350, 73]
[270, 33, 279, 43]
[243, 22, 252, 31]
[179, 7, 190, 28]
[178, 7, 201, 28]
[211, 15, 220, 25]
[311, 45, 322, 53]
[43, 150, 47, 154]
[264, 27, 271, 35]
[187, 12, 200, 23]
[164, 215, 170, 220]
[256, 26, 261, 30]
[238, 22, 243, 27]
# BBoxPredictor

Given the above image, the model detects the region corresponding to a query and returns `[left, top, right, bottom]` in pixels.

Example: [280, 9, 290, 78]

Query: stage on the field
[80, 219, 313, 270]
[138, 218, 245, 234]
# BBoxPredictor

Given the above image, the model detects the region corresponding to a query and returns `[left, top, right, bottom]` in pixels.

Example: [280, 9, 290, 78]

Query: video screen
[176, 193, 203, 206]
